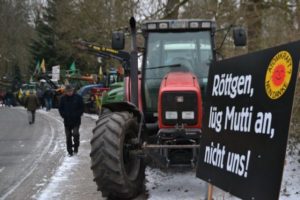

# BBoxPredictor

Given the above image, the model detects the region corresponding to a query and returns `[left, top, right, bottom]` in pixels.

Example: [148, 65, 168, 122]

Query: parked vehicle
[77, 83, 107, 113]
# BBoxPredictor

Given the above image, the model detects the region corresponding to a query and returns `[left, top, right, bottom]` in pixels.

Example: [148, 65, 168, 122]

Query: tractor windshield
[143, 31, 213, 113]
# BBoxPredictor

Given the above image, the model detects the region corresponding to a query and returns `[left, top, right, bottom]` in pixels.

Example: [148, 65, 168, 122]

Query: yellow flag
[18, 89, 23, 99]
[98, 66, 103, 81]
[40, 59, 46, 73]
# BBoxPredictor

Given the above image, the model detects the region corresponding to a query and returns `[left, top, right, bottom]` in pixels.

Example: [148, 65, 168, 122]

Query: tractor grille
[161, 92, 198, 126]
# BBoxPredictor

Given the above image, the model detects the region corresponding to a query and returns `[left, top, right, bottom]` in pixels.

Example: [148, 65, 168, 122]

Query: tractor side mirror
[112, 31, 125, 50]
[233, 27, 247, 47]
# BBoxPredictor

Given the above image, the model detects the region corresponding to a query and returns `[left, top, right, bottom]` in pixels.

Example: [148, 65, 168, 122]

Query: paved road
[0, 107, 64, 200]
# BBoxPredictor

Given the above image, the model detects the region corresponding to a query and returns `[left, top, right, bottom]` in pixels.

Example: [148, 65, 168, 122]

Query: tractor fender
[102, 102, 141, 121]
[102, 101, 144, 142]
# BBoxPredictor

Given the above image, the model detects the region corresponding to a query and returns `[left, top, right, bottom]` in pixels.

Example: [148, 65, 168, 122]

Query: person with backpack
[24, 90, 40, 124]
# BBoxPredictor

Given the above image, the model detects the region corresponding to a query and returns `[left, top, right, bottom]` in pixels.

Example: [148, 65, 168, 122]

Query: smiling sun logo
[265, 51, 293, 99]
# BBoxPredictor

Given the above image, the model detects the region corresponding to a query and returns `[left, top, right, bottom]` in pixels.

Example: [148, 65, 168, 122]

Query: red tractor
[90, 17, 246, 199]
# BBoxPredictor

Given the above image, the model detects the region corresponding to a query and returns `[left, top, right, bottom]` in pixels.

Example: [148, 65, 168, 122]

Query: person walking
[59, 85, 84, 156]
[0, 89, 5, 106]
[24, 90, 40, 124]
[36, 87, 44, 109]
[4, 90, 13, 107]
[43, 87, 53, 111]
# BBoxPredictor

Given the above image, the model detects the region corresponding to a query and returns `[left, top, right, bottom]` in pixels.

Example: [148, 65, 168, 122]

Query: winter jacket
[24, 94, 40, 111]
[59, 93, 84, 128]
[43, 89, 54, 99]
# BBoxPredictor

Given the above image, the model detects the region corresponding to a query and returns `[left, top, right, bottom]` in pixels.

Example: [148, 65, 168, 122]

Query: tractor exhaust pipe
[129, 17, 138, 106]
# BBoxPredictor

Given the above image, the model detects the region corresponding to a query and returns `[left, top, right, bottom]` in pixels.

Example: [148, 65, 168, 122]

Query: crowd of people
[0, 81, 55, 110]
[1, 84, 85, 157]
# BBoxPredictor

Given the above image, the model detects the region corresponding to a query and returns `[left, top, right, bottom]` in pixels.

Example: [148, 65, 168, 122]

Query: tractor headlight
[165, 111, 178, 120]
[182, 111, 194, 120]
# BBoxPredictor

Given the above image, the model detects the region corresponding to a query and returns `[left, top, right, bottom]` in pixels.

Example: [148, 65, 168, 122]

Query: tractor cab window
[144, 31, 213, 113]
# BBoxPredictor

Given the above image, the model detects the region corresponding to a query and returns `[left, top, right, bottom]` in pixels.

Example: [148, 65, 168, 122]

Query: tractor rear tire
[90, 112, 145, 199]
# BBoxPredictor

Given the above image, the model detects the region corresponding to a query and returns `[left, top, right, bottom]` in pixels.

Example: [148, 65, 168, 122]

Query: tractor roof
[142, 19, 216, 32]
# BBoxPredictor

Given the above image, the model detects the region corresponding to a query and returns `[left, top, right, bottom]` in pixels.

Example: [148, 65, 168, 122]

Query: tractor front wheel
[90, 112, 145, 199]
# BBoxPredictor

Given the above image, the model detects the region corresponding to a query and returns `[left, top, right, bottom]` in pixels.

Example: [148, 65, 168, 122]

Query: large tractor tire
[90, 112, 145, 199]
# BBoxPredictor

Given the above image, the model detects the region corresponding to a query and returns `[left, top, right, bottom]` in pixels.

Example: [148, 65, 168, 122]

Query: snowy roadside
[280, 136, 300, 199]
[35, 111, 102, 200]
[34, 110, 300, 200]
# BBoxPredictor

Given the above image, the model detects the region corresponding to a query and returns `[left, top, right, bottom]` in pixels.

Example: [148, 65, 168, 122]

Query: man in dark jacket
[24, 90, 40, 124]
[59, 85, 84, 156]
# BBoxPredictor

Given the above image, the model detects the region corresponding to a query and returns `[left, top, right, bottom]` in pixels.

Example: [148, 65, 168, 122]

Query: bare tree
[0, 0, 34, 84]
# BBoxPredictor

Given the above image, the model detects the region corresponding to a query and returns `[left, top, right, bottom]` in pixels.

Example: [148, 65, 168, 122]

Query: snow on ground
[146, 167, 208, 200]
[84, 113, 99, 121]
[34, 109, 300, 200]
[280, 137, 300, 200]
[35, 109, 101, 200]
[38, 156, 80, 200]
